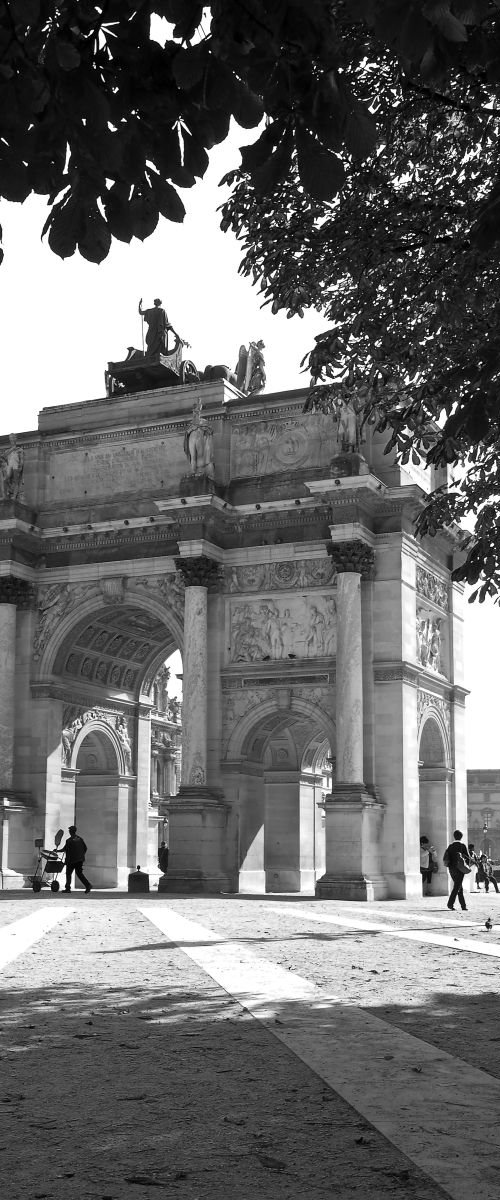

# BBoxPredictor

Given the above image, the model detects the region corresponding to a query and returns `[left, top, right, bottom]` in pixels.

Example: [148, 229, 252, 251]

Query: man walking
[64, 825, 92, 894]
[444, 829, 470, 911]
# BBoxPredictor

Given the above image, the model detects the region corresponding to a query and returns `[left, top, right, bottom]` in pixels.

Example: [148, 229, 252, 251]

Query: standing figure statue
[183, 398, 215, 478]
[138, 298, 179, 357]
[235, 340, 266, 395]
[116, 715, 133, 774]
[336, 398, 361, 453]
[0, 434, 24, 501]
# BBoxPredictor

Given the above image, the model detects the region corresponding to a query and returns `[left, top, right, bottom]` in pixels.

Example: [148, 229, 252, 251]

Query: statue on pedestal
[235, 340, 266, 395]
[138, 297, 177, 357]
[116, 715, 133, 774]
[183, 398, 214, 478]
[0, 434, 24, 501]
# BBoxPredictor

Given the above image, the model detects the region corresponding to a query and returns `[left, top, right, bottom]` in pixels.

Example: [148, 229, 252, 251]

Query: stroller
[29, 829, 65, 893]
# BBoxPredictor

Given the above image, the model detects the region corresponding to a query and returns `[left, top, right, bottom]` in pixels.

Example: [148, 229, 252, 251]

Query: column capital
[328, 540, 374, 579]
[175, 555, 222, 590]
[0, 576, 36, 608]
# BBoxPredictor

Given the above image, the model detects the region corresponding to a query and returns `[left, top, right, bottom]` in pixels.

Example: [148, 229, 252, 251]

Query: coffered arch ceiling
[53, 603, 178, 696]
[244, 711, 331, 772]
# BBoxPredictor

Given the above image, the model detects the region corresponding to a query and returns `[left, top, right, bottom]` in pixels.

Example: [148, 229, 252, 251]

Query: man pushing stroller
[63, 826, 92, 894]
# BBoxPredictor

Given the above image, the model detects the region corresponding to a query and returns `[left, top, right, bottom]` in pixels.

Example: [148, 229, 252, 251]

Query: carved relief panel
[228, 593, 337, 663]
[416, 607, 448, 677]
[231, 413, 337, 478]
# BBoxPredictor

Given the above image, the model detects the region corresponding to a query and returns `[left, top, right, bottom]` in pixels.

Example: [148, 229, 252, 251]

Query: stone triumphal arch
[0, 361, 467, 897]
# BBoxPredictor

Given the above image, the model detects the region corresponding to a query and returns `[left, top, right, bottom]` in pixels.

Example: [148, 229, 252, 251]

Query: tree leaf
[46, 202, 79, 259]
[172, 44, 208, 90]
[250, 127, 294, 196]
[129, 186, 159, 240]
[0, 157, 31, 202]
[103, 184, 134, 243]
[77, 205, 112, 263]
[296, 127, 345, 201]
[55, 41, 82, 72]
[343, 104, 378, 161]
[149, 175, 185, 222]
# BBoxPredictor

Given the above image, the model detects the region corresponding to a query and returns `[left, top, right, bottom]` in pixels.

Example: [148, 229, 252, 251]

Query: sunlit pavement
[1, 892, 500, 1200]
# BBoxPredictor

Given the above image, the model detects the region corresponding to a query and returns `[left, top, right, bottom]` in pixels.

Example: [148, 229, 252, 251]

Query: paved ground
[1, 889, 500, 1200]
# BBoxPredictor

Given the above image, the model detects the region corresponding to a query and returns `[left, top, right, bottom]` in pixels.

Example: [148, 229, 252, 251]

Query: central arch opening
[75, 727, 121, 888]
[234, 706, 333, 894]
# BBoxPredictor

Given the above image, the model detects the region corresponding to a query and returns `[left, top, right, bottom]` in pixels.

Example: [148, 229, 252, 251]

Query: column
[0, 578, 35, 888]
[316, 541, 388, 901]
[164, 556, 229, 893]
[181, 581, 209, 789]
[134, 702, 152, 877]
[0, 594, 17, 797]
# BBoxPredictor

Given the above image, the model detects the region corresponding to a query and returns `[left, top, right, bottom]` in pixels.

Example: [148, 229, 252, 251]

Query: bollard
[127, 865, 150, 893]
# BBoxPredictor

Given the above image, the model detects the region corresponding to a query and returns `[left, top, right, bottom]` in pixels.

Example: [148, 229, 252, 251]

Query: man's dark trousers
[65, 862, 91, 891]
[448, 868, 467, 910]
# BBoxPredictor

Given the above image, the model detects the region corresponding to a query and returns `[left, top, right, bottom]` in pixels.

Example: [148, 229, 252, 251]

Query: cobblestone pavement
[1, 891, 500, 1200]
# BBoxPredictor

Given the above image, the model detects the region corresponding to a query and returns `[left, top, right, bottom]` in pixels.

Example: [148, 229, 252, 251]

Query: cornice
[221, 663, 333, 689]
[30, 680, 137, 712]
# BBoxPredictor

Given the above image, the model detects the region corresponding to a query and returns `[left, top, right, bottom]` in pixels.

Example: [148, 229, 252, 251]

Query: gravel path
[1, 892, 499, 1200]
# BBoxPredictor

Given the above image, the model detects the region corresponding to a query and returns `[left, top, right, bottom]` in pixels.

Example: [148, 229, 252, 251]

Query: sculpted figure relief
[230, 596, 336, 662]
[0, 434, 24, 501]
[61, 717, 83, 765]
[416, 610, 444, 674]
[116, 715, 133, 773]
[183, 398, 215, 477]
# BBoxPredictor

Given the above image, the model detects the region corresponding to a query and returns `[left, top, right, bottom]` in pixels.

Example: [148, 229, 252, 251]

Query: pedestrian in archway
[443, 830, 470, 911]
[64, 826, 92, 894]
[420, 835, 437, 896]
[158, 841, 169, 875]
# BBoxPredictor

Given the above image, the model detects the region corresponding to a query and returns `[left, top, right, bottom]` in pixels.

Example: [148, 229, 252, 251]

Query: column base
[162, 791, 231, 894]
[1, 868, 28, 891]
[265, 868, 316, 894]
[315, 874, 388, 901]
[321, 785, 388, 899]
[160, 870, 230, 895]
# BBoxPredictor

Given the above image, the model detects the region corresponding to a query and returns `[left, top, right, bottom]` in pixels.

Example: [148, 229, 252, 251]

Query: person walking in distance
[481, 854, 500, 895]
[443, 829, 470, 911]
[64, 825, 92, 894]
[419, 835, 438, 896]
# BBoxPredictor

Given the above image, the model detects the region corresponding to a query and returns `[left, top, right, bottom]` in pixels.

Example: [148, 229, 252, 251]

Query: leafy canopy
[1, 2, 500, 596]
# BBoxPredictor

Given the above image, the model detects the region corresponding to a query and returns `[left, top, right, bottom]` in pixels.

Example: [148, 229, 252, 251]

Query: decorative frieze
[132, 572, 184, 612]
[0, 577, 36, 608]
[417, 689, 451, 739]
[34, 582, 95, 661]
[224, 558, 336, 594]
[329, 540, 375, 579]
[229, 594, 336, 663]
[416, 565, 448, 611]
[175, 555, 222, 590]
[61, 703, 134, 771]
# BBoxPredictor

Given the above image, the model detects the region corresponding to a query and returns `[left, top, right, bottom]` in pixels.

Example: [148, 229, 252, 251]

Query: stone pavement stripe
[268, 902, 500, 957]
[0, 907, 74, 970]
[317, 902, 477, 928]
[140, 905, 500, 1200]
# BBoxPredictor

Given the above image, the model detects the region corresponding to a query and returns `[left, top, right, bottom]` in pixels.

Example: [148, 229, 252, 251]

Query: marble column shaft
[181, 586, 208, 787]
[0, 603, 17, 791]
[336, 572, 364, 784]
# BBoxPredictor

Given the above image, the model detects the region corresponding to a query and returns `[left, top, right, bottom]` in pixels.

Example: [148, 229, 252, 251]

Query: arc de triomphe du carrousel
[0, 306, 467, 899]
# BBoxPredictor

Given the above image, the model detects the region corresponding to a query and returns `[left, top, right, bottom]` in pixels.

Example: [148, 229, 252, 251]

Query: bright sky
[0, 129, 497, 769]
